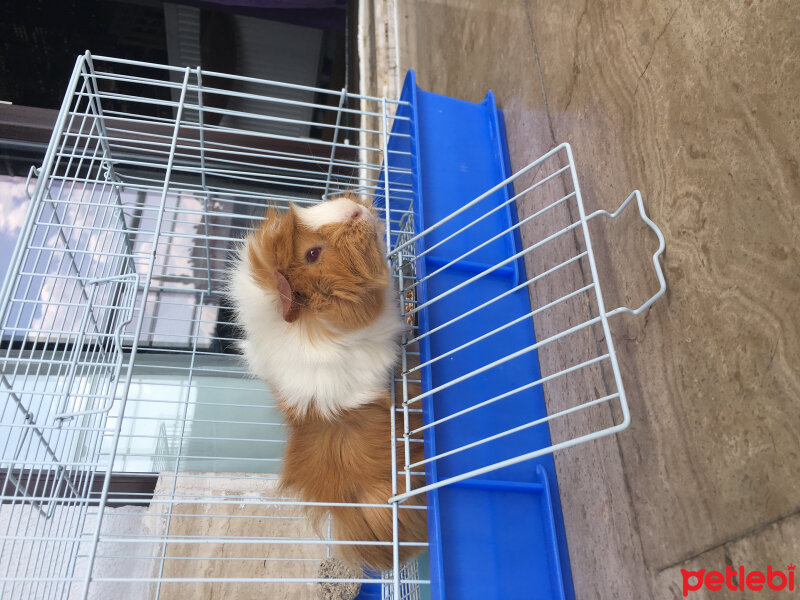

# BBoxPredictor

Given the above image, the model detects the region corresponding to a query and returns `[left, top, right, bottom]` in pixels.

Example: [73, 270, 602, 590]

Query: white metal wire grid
[0, 52, 423, 599]
[388, 144, 666, 504]
[0, 51, 666, 599]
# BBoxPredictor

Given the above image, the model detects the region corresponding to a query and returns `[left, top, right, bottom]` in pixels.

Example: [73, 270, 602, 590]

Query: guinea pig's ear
[247, 206, 296, 294]
[269, 206, 302, 323]
[247, 207, 280, 289]
[271, 205, 299, 268]
[274, 269, 300, 323]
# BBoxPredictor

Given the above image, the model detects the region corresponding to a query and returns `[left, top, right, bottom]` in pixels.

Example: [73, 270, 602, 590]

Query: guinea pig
[228, 194, 427, 570]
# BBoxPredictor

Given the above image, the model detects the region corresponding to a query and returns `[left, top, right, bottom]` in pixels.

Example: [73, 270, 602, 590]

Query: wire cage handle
[25, 165, 40, 200]
[54, 273, 140, 422]
[586, 190, 666, 318]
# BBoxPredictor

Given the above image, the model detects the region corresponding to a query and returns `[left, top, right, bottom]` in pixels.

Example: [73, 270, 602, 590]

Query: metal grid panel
[389, 145, 665, 502]
[1, 52, 423, 599]
[0, 59, 142, 598]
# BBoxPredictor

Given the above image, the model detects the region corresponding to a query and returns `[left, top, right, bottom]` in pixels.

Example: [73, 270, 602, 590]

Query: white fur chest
[229, 248, 403, 418]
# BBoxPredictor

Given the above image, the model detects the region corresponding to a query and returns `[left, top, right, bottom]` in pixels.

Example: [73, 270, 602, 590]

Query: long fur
[229, 195, 427, 569]
[280, 395, 427, 569]
[230, 200, 403, 418]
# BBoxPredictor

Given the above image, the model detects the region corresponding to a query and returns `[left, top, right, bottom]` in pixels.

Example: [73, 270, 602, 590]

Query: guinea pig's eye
[305, 246, 322, 264]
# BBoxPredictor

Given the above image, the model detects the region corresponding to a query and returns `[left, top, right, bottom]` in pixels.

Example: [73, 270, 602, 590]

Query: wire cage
[0, 52, 666, 599]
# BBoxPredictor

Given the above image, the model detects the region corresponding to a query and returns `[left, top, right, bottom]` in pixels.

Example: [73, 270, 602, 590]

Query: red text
[681, 564, 795, 596]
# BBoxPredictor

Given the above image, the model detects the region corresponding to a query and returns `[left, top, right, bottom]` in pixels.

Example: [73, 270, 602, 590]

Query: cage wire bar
[388, 143, 666, 504]
[0, 51, 666, 599]
[0, 52, 424, 599]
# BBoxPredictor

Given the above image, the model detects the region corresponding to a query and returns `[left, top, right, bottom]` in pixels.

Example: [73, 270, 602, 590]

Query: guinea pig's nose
[349, 207, 363, 220]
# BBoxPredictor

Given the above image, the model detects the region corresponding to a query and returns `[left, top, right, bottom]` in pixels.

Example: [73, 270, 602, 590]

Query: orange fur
[247, 204, 389, 331]
[243, 200, 427, 569]
[280, 396, 427, 569]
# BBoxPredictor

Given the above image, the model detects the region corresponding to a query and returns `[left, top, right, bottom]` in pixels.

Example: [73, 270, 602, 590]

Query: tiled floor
[376, 1, 800, 597]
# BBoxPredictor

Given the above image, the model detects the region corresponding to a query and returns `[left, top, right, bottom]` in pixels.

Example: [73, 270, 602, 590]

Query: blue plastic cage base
[381, 72, 576, 600]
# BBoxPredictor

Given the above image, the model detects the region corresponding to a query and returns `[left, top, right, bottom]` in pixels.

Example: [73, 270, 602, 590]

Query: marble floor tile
[150, 474, 320, 600]
[651, 512, 800, 599]
[396, 2, 651, 598]
[527, 0, 800, 570]
[393, 0, 800, 597]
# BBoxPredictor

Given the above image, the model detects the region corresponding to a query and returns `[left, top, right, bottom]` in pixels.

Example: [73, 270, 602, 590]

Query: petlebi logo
[681, 564, 795, 596]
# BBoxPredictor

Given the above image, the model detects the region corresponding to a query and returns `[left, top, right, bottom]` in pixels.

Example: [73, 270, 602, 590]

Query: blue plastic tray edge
[397, 70, 447, 600]
[396, 70, 576, 600]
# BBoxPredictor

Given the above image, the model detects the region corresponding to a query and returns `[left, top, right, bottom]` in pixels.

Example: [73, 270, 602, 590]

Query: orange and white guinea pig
[229, 194, 426, 570]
